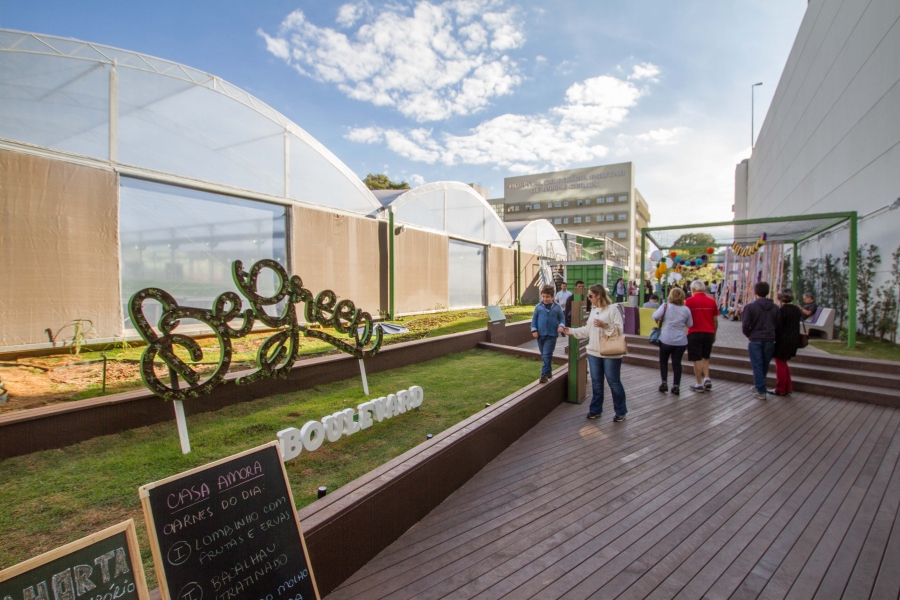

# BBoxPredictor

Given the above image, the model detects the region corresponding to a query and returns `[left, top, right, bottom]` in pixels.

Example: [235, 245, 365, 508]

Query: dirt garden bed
[0, 306, 534, 413]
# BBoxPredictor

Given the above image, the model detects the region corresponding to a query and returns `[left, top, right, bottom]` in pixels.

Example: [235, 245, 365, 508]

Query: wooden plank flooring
[326, 364, 900, 599]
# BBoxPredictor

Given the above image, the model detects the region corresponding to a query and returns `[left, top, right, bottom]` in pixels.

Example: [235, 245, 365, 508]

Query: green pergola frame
[639, 211, 858, 348]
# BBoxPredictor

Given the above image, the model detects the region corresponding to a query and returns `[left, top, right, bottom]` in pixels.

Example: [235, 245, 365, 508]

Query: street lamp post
[751, 82, 763, 148]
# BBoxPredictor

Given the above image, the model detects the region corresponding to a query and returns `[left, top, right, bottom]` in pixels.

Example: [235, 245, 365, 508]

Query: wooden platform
[326, 363, 900, 599]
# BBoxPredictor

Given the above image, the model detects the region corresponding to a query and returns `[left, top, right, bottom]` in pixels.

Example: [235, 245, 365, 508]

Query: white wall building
[735, 0, 900, 289]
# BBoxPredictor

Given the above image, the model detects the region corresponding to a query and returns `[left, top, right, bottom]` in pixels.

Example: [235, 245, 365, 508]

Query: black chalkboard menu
[0, 520, 149, 600]
[139, 443, 319, 600]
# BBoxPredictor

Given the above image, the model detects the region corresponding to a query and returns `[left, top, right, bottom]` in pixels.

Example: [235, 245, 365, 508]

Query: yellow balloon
[659, 263, 668, 274]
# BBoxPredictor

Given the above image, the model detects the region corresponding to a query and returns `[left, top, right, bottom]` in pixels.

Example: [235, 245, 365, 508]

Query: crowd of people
[530, 277, 810, 424]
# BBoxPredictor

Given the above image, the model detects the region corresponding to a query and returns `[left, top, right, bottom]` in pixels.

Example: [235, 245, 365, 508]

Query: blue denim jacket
[531, 302, 565, 337]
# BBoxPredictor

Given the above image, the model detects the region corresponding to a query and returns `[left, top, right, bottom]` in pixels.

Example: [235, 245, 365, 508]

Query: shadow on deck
[327, 363, 900, 599]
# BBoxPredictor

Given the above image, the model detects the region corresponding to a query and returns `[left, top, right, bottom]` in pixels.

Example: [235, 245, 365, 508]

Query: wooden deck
[326, 363, 900, 599]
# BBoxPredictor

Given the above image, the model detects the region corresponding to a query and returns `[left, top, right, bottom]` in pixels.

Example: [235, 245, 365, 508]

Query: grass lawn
[809, 334, 900, 362]
[0, 349, 539, 585]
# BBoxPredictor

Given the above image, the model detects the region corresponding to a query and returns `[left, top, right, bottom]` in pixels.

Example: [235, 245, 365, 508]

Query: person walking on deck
[685, 280, 718, 392]
[741, 282, 779, 400]
[772, 289, 803, 396]
[652, 288, 692, 396]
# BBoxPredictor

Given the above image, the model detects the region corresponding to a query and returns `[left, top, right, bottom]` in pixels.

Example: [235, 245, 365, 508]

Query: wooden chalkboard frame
[138, 441, 320, 600]
[0, 519, 150, 600]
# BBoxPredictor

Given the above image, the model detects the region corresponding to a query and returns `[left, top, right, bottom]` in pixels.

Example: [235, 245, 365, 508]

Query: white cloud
[335, 2, 369, 28]
[535, 55, 547, 63]
[628, 62, 660, 82]
[259, 0, 525, 122]
[635, 126, 688, 145]
[347, 72, 650, 171]
[408, 173, 426, 185]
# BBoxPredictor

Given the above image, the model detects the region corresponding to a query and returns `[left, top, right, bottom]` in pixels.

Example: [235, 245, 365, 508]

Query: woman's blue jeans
[587, 355, 627, 417]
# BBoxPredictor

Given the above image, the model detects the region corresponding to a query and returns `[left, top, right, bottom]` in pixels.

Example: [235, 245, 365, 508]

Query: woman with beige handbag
[559, 283, 629, 422]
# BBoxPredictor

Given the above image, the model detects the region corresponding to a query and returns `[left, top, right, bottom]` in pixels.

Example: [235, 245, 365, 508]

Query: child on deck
[531, 285, 565, 383]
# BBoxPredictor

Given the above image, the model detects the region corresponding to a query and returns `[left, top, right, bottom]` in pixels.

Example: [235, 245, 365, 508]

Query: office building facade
[500, 162, 650, 278]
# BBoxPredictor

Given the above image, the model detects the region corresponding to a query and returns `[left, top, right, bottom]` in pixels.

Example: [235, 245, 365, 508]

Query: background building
[500, 163, 651, 280]
[736, 0, 899, 302]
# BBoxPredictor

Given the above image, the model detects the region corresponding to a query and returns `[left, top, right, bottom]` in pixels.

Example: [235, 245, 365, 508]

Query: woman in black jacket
[773, 289, 803, 396]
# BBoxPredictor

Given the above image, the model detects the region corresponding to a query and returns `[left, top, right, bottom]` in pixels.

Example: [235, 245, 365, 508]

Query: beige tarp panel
[520, 251, 542, 304]
[0, 149, 122, 347]
[395, 228, 449, 314]
[291, 205, 382, 316]
[487, 246, 516, 306]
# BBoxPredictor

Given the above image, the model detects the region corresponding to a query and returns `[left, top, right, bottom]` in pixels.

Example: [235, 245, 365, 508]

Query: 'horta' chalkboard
[0, 520, 149, 600]
[139, 443, 319, 600]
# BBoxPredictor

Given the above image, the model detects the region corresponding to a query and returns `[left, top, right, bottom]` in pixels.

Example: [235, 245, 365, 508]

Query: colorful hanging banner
[731, 233, 767, 257]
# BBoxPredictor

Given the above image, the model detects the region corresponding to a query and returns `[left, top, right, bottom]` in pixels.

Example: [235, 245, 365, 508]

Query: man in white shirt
[555, 282, 572, 306]
[710, 281, 718, 294]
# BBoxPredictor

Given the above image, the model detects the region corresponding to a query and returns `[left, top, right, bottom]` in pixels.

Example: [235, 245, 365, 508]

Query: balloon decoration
[706, 247, 715, 255]
[669, 251, 678, 259]
[731, 233, 767, 257]
[650, 249, 663, 261]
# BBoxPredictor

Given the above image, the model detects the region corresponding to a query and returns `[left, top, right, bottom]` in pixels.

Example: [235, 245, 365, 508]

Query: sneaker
[689, 383, 706, 393]
[703, 378, 712, 390]
[586, 413, 601, 420]
[753, 388, 767, 400]
[671, 385, 680, 395]
[769, 389, 787, 397]
[658, 382, 668, 393]
[539, 374, 549, 384]
[547, 372, 553, 379]
[613, 414, 626, 422]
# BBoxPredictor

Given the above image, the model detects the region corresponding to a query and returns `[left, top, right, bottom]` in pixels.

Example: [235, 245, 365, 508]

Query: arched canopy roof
[505, 219, 566, 258]
[0, 29, 381, 214]
[383, 182, 513, 245]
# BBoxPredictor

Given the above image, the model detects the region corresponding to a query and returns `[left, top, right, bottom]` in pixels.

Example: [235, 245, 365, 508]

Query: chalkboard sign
[139, 442, 319, 600]
[0, 520, 149, 600]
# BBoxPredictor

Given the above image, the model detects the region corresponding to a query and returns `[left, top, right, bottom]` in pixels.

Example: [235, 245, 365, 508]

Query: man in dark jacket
[741, 282, 779, 399]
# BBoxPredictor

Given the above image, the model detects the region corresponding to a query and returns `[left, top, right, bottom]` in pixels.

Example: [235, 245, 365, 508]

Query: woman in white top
[652, 287, 693, 395]
[559, 283, 627, 422]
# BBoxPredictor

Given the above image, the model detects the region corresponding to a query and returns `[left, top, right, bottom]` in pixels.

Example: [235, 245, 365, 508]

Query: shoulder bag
[798, 320, 809, 349]
[649, 303, 667, 347]
[599, 313, 629, 356]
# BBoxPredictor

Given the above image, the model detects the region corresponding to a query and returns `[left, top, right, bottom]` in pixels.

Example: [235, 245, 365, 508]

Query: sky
[1, 0, 809, 227]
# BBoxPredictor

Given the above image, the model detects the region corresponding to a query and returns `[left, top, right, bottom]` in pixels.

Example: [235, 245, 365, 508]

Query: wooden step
[624, 344, 900, 391]
[622, 354, 900, 408]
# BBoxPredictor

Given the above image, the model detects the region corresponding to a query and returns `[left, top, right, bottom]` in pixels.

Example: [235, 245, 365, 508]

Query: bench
[805, 307, 835, 340]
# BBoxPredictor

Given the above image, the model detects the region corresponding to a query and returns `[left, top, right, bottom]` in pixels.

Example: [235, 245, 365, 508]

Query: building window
[524, 204, 531, 211]
[585, 198, 591, 205]
[606, 214, 615, 221]
[618, 195, 627, 202]
[617, 231, 627, 239]
[554, 218, 562, 224]
[554, 201, 562, 208]
[563, 201, 569, 207]
[584, 215, 591, 223]
[533, 203, 541, 210]
[573, 216, 582, 224]
[563, 217, 569, 224]
[577, 199, 583, 206]
[606, 196, 615, 203]
[618, 213, 627, 220]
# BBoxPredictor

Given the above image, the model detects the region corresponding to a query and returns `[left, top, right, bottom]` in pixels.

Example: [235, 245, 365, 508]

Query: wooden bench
[805, 306, 835, 340]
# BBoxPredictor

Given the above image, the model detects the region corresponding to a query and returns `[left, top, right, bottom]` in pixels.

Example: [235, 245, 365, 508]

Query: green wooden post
[792, 242, 799, 294]
[568, 291, 582, 403]
[640, 229, 647, 305]
[389, 209, 395, 320]
[847, 212, 858, 348]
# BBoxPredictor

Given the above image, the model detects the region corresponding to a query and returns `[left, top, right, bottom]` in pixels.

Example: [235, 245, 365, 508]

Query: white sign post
[359, 359, 369, 396]
[172, 401, 191, 454]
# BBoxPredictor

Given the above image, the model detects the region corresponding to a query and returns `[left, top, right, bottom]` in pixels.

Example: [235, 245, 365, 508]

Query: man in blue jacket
[741, 281, 779, 399]
[532, 285, 565, 383]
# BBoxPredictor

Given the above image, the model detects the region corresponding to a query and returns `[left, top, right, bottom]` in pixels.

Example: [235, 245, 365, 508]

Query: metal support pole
[388, 209, 395, 320]
[640, 230, 647, 306]
[109, 61, 118, 162]
[848, 212, 858, 348]
[516, 241, 522, 304]
[568, 293, 581, 404]
[101, 353, 107, 395]
[792, 242, 799, 294]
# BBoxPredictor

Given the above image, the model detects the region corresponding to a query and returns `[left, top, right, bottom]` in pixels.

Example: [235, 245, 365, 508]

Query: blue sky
[2, 0, 807, 226]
